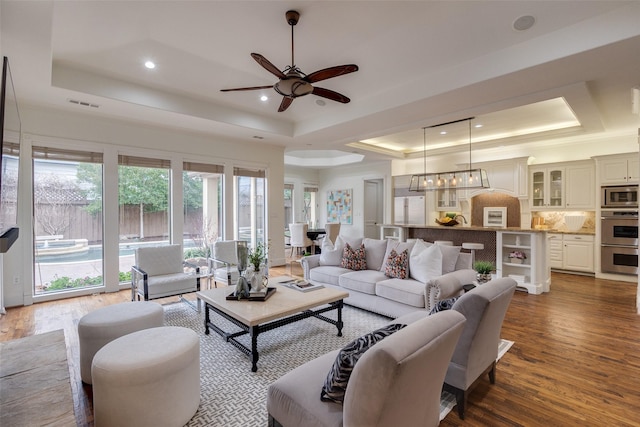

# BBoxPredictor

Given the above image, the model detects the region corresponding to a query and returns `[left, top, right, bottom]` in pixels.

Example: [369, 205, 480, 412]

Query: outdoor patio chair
[131, 244, 201, 310]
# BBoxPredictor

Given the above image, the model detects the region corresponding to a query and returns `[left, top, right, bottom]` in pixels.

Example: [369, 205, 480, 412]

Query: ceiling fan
[221, 10, 359, 112]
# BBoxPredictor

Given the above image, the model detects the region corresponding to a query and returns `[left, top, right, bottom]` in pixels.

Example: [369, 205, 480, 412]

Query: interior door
[364, 179, 383, 239]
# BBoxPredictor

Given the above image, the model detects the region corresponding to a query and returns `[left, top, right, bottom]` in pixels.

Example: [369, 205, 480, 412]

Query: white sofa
[301, 236, 476, 318]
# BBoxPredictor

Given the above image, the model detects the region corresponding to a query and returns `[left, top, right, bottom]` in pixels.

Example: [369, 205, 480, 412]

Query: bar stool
[462, 242, 484, 265]
[434, 240, 453, 246]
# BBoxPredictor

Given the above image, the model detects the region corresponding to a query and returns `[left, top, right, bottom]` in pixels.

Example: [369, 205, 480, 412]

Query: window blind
[183, 161, 224, 174]
[233, 167, 265, 178]
[32, 146, 103, 163]
[118, 154, 170, 169]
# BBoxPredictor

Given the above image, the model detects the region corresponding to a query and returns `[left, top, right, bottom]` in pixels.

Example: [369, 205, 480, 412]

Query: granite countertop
[389, 224, 595, 235]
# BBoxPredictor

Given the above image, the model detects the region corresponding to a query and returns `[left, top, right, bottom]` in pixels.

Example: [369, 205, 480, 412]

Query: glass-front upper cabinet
[530, 166, 564, 209]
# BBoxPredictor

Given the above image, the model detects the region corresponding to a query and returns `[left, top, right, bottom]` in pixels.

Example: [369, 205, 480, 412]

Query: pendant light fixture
[409, 117, 490, 191]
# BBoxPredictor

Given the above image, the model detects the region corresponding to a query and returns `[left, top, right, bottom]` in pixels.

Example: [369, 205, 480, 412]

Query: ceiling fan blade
[251, 53, 286, 79]
[278, 97, 294, 112]
[220, 85, 273, 92]
[312, 87, 351, 104]
[304, 64, 359, 83]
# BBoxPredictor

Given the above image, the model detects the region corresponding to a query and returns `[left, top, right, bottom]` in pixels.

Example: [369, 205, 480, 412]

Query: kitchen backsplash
[533, 211, 596, 232]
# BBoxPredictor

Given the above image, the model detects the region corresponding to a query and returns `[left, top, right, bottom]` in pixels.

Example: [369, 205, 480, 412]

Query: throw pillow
[340, 243, 367, 271]
[409, 240, 443, 283]
[384, 249, 409, 279]
[320, 235, 345, 266]
[321, 323, 407, 404]
[380, 240, 416, 275]
[428, 296, 460, 315]
[438, 245, 462, 274]
[362, 238, 388, 271]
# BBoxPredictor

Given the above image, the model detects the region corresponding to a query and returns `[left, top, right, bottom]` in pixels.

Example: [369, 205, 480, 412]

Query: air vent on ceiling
[67, 99, 100, 108]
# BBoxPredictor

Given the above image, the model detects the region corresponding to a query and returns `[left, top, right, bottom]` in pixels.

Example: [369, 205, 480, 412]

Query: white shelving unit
[497, 231, 550, 294]
[379, 225, 405, 241]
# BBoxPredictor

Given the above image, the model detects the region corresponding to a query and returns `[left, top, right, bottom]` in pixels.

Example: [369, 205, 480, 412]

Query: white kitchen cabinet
[565, 163, 595, 209]
[435, 188, 459, 211]
[562, 234, 595, 273]
[548, 233, 563, 269]
[548, 233, 595, 273]
[599, 157, 640, 184]
[530, 166, 564, 209]
[530, 160, 595, 210]
[497, 231, 550, 294]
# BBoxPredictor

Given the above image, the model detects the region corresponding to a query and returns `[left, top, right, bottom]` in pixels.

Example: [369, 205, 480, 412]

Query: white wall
[2, 104, 285, 307]
[318, 161, 392, 239]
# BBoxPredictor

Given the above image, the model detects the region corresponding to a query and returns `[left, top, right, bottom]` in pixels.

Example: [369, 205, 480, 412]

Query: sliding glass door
[234, 167, 266, 249]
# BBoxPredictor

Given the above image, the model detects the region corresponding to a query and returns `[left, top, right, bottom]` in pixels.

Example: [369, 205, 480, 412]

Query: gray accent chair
[267, 310, 467, 427]
[443, 277, 517, 419]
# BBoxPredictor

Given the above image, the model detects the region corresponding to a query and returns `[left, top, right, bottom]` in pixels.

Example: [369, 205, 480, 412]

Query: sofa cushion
[380, 240, 416, 275]
[309, 265, 352, 286]
[409, 241, 443, 283]
[321, 323, 406, 404]
[362, 238, 388, 271]
[384, 249, 409, 279]
[319, 236, 345, 266]
[341, 243, 367, 271]
[375, 278, 426, 308]
[339, 270, 387, 295]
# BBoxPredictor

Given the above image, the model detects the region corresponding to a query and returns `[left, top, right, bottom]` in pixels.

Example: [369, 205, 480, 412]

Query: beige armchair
[443, 277, 517, 419]
[131, 244, 201, 310]
[267, 310, 466, 427]
[324, 223, 340, 245]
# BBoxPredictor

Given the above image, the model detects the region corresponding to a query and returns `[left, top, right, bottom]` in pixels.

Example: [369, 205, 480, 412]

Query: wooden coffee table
[196, 276, 348, 372]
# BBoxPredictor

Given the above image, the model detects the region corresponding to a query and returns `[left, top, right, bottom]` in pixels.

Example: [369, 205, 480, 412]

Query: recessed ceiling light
[513, 15, 535, 32]
[144, 60, 156, 69]
[316, 99, 326, 106]
[260, 95, 268, 102]
[475, 124, 483, 128]
[440, 131, 447, 135]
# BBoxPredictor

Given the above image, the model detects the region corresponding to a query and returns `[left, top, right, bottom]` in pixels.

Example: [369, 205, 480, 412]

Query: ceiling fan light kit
[409, 117, 490, 192]
[220, 10, 358, 112]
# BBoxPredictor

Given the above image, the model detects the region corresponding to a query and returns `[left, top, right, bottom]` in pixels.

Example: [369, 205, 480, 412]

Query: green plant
[473, 261, 494, 274]
[184, 247, 209, 259]
[47, 275, 103, 291]
[119, 271, 132, 283]
[248, 241, 268, 270]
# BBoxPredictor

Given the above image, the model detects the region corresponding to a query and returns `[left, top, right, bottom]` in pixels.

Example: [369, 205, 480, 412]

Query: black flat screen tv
[0, 56, 21, 253]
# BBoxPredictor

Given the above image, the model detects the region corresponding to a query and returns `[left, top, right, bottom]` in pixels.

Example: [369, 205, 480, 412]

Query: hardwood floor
[1, 270, 639, 426]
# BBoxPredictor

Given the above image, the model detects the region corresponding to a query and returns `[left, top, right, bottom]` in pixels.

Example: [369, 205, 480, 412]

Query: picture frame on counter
[484, 207, 507, 228]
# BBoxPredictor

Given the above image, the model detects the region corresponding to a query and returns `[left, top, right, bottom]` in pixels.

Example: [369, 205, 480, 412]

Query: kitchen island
[382, 224, 551, 294]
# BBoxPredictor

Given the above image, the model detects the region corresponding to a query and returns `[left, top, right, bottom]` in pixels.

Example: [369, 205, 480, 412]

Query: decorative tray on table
[226, 287, 277, 301]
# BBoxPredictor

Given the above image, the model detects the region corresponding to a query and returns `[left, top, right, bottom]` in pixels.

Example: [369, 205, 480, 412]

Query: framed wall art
[327, 189, 353, 224]
[483, 207, 507, 228]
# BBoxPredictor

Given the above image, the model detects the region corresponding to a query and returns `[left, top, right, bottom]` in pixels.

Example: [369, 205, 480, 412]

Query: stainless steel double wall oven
[601, 185, 639, 275]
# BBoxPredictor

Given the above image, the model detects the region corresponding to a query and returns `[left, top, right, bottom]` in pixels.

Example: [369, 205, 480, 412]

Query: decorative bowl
[435, 219, 459, 226]
[564, 215, 586, 232]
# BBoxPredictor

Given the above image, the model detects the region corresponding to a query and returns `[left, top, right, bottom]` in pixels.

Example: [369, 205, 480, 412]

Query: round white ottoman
[78, 301, 164, 384]
[92, 326, 200, 427]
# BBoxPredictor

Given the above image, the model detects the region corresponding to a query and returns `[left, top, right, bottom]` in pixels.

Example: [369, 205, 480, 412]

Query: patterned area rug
[164, 303, 512, 426]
